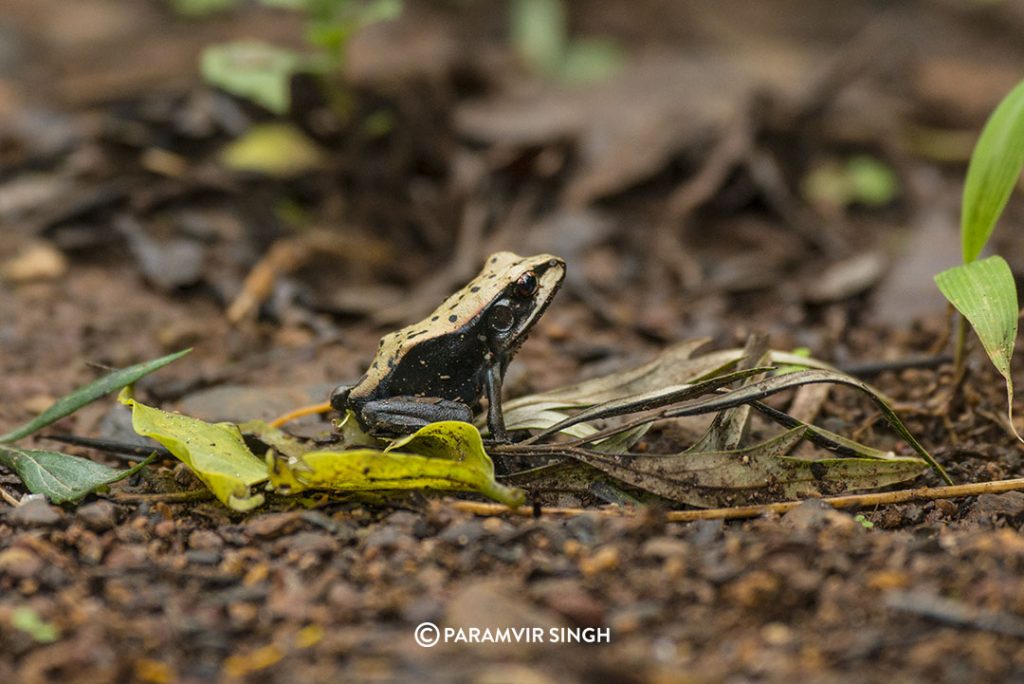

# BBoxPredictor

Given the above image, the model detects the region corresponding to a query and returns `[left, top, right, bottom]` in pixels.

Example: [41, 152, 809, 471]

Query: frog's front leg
[360, 396, 474, 435]
[483, 364, 509, 442]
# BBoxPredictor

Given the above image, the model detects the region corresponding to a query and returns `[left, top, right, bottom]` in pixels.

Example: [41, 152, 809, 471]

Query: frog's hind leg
[361, 396, 474, 435]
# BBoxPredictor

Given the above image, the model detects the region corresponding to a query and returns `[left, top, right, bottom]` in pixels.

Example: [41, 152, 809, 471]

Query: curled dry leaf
[563, 427, 929, 508]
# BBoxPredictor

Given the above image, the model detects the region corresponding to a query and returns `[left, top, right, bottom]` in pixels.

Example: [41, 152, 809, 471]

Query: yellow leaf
[219, 123, 324, 177]
[119, 389, 267, 510]
[268, 421, 525, 508]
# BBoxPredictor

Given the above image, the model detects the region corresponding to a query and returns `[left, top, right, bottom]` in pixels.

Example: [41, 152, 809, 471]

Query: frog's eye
[488, 304, 516, 332]
[514, 271, 538, 298]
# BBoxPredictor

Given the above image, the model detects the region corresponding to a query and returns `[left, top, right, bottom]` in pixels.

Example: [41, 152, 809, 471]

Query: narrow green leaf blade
[0, 446, 152, 504]
[0, 349, 191, 444]
[961, 77, 1024, 262]
[511, 0, 567, 75]
[935, 256, 1021, 440]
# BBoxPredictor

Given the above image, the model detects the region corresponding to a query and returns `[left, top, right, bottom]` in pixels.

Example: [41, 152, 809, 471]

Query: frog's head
[476, 252, 565, 358]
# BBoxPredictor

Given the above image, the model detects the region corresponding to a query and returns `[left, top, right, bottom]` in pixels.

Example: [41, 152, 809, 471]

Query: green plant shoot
[961, 77, 1024, 263]
[936, 256, 1022, 441]
[937, 76, 1024, 427]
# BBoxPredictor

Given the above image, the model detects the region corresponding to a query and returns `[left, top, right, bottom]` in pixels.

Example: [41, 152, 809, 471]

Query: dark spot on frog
[491, 256, 497, 263]
[470, 286, 480, 293]
[431, 315, 439, 321]
[372, 362, 378, 369]
[810, 461, 828, 480]
[449, 314, 457, 322]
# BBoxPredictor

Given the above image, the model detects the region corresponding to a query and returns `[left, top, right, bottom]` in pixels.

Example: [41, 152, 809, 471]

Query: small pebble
[10, 498, 63, 526]
[188, 529, 224, 551]
[0, 547, 43, 578]
[579, 546, 620, 576]
[76, 501, 117, 532]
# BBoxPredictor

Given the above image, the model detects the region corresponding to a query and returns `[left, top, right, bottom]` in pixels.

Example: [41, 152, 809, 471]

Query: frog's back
[347, 251, 561, 406]
[400, 252, 530, 339]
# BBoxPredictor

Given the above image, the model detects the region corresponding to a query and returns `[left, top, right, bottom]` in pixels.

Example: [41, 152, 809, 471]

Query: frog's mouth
[514, 256, 565, 336]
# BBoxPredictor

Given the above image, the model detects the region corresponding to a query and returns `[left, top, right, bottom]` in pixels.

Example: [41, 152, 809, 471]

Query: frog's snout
[329, 385, 352, 410]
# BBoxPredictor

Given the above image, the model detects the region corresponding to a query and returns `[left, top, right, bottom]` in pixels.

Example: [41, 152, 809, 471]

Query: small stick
[885, 590, 1024, 638]
[837, 354, 952, 378]
[0, 485, 21, 506]
[226, 231, 391, 324]
[44, 434, 172, 460]
[110, 490, 214, 503]
[268, 401, 332, 428]
[452, 477, 1024, 522]
[226, 239, 310, 324]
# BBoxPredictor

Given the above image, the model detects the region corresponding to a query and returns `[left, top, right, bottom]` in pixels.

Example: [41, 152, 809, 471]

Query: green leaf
[119, 390, 268, 511]
[510, 0, 567, 75]
[961, 77, 1024, 262]
[559, 38, 625, 84]
[0, 446, 152, 504]
[200, 41, 321, 114]
[258, 0, 309, 8]
[168, 0, 241, 17]
[219, 123, 325, 177]
[846, 155, 899, 207]
[10, 608, 60, 643]
[935, 256, 1021, 441]
[803, 157, 898, 210]
[0, 349, 191, 444]
[268, 421, 525, 507]
[357, 0, 403, 25]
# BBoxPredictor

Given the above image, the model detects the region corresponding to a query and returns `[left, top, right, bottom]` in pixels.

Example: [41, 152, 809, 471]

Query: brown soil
[3, 1, 1024, 681]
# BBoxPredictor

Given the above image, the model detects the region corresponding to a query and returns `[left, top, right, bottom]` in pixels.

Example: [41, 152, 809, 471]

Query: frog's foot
[361, 396, 474, 435]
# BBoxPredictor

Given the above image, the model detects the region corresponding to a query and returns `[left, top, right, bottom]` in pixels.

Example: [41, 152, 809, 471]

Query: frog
[330, 252, 566, 441]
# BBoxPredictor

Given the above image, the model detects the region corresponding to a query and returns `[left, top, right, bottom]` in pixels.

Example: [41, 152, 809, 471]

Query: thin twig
[44, 434, 172, 460]
[450, 477, 1024, 522]
[109, 490, 214, 503]
[0, 485, 21, 506]
[268, 401, 332, 428]
[836, 354, 952, 378]
[226, 230, 390, 324]
[665, 109, 752, 222]
[885, 590, 1024, 638]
